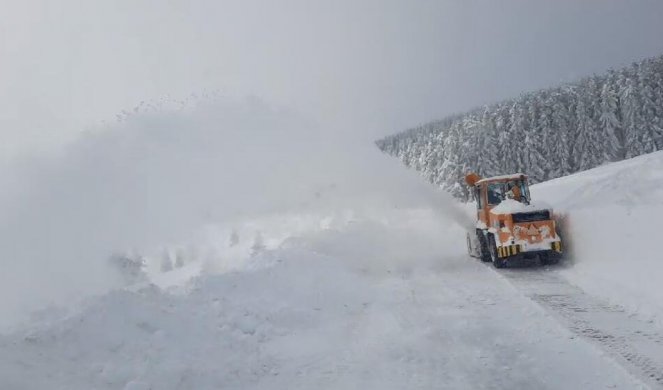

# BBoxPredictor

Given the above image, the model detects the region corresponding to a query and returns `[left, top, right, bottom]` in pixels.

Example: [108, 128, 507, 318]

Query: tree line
[377, 55, 663, 199]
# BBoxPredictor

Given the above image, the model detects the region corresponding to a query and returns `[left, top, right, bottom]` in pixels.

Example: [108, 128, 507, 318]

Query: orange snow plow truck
[465, 172, 562, 268]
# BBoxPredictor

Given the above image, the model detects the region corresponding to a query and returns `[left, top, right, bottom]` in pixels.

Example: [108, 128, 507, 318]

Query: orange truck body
[466, 172, 562, 267]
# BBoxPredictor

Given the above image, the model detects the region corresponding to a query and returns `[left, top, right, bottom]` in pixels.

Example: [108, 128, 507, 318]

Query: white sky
[2, 0, 663, 160]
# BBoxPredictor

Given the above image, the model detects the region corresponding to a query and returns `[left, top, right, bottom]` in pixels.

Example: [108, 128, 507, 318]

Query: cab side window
[487, 183, 503, 205]
[475, 187, 483, 209]
[520, 181, 530, 203]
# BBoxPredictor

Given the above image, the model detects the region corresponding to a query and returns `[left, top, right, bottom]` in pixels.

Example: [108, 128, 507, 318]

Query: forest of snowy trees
[377, 55, 663, 200]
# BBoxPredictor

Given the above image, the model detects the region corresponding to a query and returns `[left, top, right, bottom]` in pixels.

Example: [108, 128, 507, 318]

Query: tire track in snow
[495, 265, 663, 389]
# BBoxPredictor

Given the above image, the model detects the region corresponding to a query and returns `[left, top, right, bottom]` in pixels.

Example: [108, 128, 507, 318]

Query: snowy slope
[0, 207, 644, 390]
[532, 150, 663, 325]
[0, 97, 464, 331]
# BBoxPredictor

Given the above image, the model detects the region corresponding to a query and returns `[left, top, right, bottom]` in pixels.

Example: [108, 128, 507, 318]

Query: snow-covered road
[497, 265, 663, 388]
[0, 231, 650, 389]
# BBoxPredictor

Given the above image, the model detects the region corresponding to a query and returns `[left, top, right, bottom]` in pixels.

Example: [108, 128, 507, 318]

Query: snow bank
[1, 206, 644, 390]
[0, 207, 469, 389]
[532, 150, 663, 325]
[0, 96, 469, 331]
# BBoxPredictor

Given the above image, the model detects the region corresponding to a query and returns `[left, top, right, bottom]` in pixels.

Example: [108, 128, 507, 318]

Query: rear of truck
[466, 172, 563, 268]
[490, 208, 562, 264]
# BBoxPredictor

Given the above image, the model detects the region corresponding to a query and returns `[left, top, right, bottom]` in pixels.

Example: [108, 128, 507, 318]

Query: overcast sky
[2, 0, 663, 159]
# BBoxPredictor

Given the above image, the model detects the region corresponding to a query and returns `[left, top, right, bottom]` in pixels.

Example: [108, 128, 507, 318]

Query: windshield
[487, 180, 530, 206]
[504, 179, 530, 204]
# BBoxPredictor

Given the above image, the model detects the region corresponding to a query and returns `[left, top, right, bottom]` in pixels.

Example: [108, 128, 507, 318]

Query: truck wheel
[476, 230, 491, 262]
[488, 234, 506, 268]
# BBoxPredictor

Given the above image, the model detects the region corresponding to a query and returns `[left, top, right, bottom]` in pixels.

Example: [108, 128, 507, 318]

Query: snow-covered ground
[533, 150, 663, 326]
[0, 208, 646, 389]
[1, 100, 662, 389]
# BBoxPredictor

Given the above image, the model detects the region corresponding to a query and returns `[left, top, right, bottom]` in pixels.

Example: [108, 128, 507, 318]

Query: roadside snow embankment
[0, 207, 466, 390]
[532, 150, 663, 324]
[0, 96, 469, 331]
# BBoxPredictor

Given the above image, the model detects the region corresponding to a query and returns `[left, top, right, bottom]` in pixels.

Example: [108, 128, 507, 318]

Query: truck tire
[488, 234, 506, 268]
[476, 230, 491, 262]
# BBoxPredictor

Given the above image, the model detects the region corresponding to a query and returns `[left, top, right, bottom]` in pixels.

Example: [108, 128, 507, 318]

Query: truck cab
[466, 173, 562, 268]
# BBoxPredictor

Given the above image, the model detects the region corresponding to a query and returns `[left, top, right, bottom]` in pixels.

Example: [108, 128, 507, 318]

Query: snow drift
[532, 150, 663, 324]
[0, 96, 469, 330]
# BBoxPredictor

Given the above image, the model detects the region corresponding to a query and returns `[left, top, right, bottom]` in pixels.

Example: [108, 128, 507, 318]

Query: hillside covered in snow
[377, 54, 663, 199]
[533, 149, 663, 326]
